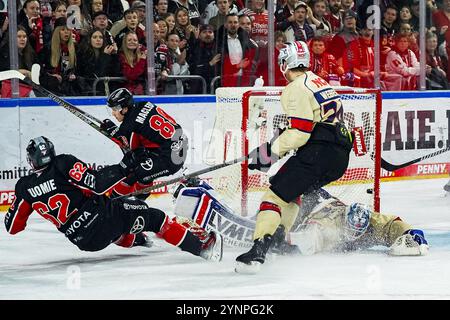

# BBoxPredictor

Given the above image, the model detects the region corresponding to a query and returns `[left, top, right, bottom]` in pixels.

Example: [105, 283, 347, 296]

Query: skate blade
[234, 261, 261, 274]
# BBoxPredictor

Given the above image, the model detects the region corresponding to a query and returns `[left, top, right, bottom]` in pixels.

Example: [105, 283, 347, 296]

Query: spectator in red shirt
[354, 27, 375, 88]
[327, 9, 360, 86]
[309, 36, 344, 85]
[248, 0, 269, 84]
[18, 0, 44, 54]
[118, 31, 147, 94]
[385, 34, 420, 90]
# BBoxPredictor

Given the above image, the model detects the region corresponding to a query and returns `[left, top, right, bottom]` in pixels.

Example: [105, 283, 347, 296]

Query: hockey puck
[366, 188, 373, 194]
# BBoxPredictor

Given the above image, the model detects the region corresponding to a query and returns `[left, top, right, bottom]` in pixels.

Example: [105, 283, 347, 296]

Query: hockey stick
[0, 70, 27, 81]
[5, 69, 130, 153]
[381, 146, 450, 171]
[120, 155, 248, 198]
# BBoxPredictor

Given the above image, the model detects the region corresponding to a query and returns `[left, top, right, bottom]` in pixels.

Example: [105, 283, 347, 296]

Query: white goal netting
[205, 87, 381, 216]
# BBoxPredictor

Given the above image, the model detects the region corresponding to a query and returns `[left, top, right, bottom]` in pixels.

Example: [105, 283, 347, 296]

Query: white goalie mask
[344, 203, 371, 241]
[278, 41, 310, 76]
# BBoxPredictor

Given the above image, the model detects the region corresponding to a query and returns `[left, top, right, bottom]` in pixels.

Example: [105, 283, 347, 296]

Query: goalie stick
[381, 145, 450, 171]
[2, 68, 130, 153]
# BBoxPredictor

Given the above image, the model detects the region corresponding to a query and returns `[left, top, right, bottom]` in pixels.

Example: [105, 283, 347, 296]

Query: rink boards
[0, 91, 449, 209]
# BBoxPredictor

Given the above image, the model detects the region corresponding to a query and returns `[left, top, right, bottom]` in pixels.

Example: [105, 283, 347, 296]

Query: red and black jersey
[112, 102, 184, 156]
[4, 154, 126, 235]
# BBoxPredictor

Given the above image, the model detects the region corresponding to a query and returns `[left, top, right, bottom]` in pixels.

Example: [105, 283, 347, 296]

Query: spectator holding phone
[77, 28, 121, 95]
[18, 0, 44, 54]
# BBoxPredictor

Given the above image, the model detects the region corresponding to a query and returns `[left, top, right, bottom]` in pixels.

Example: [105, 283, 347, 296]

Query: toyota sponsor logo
[130, 216, 145, 234]
[140, 159, 154, 171]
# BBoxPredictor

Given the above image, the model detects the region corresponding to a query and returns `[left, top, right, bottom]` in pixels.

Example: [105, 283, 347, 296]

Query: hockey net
[205, 87, 381, 216]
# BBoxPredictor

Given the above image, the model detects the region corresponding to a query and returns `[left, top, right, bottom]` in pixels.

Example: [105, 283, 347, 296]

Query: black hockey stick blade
[120, 155, 249, 198]
[381, 145, 450, 171]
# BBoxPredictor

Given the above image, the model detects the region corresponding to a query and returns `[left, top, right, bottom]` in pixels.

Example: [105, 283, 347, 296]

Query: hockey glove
[100, 119, 118, 136]
[119, 150, 142, 175]
[248, 142, 276, 172]
[405, 229, 428, 246]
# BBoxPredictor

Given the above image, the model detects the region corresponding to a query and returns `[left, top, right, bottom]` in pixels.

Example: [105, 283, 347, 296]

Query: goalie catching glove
[247, 142, 279, 172]
[389, 229, 429, 256]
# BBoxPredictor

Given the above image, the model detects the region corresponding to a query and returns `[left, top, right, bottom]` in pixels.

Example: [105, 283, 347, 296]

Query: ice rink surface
[1, 178, 450, 300]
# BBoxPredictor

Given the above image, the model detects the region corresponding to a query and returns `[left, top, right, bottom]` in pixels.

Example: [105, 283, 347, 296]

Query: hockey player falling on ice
[235, 41, 354, 273]
[100, 88, 188, 198]
[289, 189, 429, 257]
[4, 136, 222, 261]
[173, 180, 428, 260]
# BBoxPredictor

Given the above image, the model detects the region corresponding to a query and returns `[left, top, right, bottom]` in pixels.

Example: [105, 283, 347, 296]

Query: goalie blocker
[173, 180, 429, 257]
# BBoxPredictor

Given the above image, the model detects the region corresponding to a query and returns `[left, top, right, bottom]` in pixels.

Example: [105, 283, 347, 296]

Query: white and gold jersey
[271, 71, 344, 157]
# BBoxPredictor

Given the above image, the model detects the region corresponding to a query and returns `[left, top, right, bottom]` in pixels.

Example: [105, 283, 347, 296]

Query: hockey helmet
[26, 136, 56, 170]
[278, 41, 310, 74]
[107, 88, 134, 111]
[344, 203, 371, 241]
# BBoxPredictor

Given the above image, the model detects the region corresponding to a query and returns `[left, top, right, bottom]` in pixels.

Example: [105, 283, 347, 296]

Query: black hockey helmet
[26, 136, 56, 170]
[107, 88, 134, 111]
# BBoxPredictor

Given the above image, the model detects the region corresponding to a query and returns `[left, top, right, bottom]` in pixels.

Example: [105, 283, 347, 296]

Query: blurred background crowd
[0, 0, 449, 97]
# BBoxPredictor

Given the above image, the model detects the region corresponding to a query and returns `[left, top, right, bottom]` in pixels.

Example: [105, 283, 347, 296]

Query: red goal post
[207, 86, 382, 216]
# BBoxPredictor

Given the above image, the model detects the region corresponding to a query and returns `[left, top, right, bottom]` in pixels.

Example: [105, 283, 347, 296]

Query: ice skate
[200, 230, 223, 262]
[270, 225, 300, 256]
[235, 235, 273, 274]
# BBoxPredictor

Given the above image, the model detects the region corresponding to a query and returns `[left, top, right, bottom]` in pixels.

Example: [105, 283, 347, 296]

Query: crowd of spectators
[1, 0, 450, 97]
